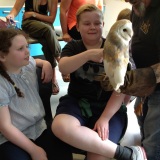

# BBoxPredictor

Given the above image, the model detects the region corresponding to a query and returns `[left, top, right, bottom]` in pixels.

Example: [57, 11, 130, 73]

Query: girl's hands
[93, 116, 109, 141]
[30, 145, 48, 160]
[41, 61, 53, 83]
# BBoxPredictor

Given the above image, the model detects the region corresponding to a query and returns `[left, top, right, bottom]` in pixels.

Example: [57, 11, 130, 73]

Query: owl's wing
[103, 40, 129, 91]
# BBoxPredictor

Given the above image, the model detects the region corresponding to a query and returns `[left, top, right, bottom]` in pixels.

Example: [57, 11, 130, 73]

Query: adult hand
[6, 15, 15, 23]
[95, 66, 157, 97]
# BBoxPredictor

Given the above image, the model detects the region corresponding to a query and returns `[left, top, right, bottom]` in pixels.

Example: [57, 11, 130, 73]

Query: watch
[32, 13, 36, 18]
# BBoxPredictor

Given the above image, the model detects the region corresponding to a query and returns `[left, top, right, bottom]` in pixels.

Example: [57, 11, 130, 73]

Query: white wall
[103, 0, 131, 38]
[0, 0, 15, 6]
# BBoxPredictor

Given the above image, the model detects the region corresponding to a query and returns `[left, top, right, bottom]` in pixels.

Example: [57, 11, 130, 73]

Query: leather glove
[95, 64, 160, 97]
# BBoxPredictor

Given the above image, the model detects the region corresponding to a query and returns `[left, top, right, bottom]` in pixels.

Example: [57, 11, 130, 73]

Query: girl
[52, 4, 146, 160]
[6, 0, 61, 95]
[0, 28, 72, 160]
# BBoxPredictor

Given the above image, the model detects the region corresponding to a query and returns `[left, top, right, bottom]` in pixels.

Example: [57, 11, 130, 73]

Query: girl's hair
[116, 8, 131, 21]
[76, 4, 103, 24]
[33, 0, 52, 12]
[0, 28, 28, 97]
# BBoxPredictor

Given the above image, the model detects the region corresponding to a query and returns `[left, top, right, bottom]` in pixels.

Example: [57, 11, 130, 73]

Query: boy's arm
[101, 92, 125, 121]
[93, 92, 126, 140]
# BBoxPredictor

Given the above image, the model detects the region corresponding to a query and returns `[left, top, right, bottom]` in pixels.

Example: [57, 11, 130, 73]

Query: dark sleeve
[155, 15, 160, 57]
[61, 40, 86, 58]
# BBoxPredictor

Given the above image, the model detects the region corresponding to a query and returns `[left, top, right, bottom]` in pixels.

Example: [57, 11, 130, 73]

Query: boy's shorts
[55, 95, 128, 143]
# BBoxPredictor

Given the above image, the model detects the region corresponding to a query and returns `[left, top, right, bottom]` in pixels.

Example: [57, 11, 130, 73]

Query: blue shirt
[0, 56, 46, 145]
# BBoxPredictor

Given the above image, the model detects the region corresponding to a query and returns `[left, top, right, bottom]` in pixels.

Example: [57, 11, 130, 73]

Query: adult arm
[95, 64, 159, 97]
[6, 0, 25, 20]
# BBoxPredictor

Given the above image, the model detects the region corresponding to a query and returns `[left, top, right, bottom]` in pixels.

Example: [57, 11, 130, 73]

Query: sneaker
[129, 146, 147, 160]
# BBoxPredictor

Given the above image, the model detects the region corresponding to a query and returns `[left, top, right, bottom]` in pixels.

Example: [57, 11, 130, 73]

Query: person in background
[52, 4, 147, 160]
[116, 8, 132, 21]
[0, 28, 72, 160]
[6, 0, 61, 95]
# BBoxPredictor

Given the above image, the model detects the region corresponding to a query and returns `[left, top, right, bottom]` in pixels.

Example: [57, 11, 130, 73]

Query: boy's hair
[0, 28, 28, 97]
[76, 4, 103, 24]
[117, 8, 131, 21]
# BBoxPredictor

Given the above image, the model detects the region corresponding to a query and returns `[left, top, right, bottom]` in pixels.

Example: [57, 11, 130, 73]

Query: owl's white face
[76, 11, 103, 42]
[117, 20, 133, 45]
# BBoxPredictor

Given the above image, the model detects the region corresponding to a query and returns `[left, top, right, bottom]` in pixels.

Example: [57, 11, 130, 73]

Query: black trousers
[36, 66, 53, 128]
[0, 129, 73, 160]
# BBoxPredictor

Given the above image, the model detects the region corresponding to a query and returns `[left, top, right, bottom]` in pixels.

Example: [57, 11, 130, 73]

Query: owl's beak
[128, 32, 133, 38]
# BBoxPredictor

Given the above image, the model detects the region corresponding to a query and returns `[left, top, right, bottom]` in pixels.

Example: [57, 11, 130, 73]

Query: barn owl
[103, 19, 133, 92]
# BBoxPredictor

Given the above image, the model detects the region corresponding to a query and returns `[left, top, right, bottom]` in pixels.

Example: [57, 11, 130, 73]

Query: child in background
[117, 8, 131, 21]
[0, 28, 72, 160]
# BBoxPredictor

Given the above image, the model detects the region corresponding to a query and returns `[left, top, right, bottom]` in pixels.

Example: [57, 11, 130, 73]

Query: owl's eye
[123, 29, 127, 32]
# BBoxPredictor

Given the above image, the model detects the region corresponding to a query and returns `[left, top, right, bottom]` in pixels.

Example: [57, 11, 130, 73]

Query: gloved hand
[95, 64, 160, 97]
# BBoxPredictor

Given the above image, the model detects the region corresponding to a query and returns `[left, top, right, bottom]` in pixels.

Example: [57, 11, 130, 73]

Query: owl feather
[103, 19, 133, 92]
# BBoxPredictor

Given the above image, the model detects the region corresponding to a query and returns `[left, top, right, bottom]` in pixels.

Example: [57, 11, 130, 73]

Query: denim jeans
[135, 91, 160, 160]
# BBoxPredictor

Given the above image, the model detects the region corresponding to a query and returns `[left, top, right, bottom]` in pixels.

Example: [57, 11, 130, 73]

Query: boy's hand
[87, 49, 103, 63]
